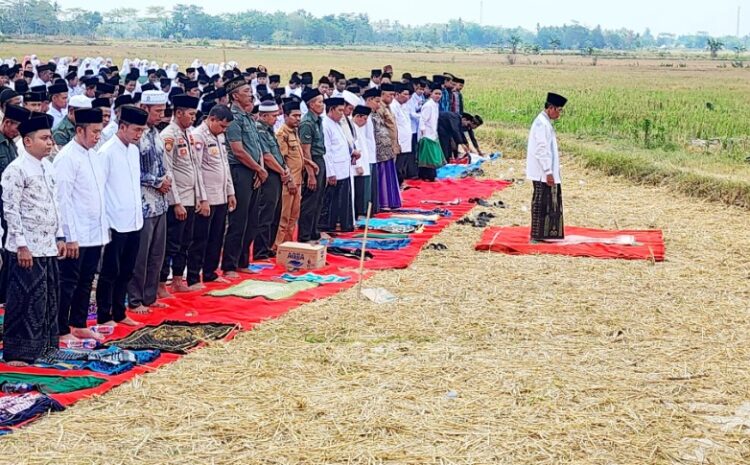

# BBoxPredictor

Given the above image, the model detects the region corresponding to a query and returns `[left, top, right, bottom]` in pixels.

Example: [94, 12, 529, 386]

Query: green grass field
[2, 40, 749, 206]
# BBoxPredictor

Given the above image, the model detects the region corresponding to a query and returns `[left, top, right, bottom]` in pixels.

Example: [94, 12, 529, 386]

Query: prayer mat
[0, 392, 64, 430]
[0, 373, 105, 394]
[30, 347, 161, 376]
[359, 217, 435, 227]
[475, 226, 666, 261]
[389, 213, 441, 222]
[385, 207, 452, 217]
[208, 280, 318, 301]
[109, 322, 235, 354]
[353, 232, 411, 239]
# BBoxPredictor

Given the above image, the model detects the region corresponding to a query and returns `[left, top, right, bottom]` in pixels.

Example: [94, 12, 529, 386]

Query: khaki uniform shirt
[160, 121, 206, 207]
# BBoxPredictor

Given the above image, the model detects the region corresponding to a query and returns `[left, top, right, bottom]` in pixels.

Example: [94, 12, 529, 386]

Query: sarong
[531, 181, 564, 240]
[377, 159, 402, 209]
[353, 175, 372, 218]
[3, 255, 59, 363]
[417, 137, 445, 182]
[319, 178, 354, 232]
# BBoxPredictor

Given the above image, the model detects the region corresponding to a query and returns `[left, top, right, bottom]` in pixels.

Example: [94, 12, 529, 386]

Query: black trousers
[418, 167, 437, 182]
[222, 165, 259, 271]
[187, 203, 228, 286]
[253, 171, 282, 260]
[395, 152, 414, 185]
[439, 131, 455, 162]
[96, 230, 140, 324]
[369, 162, 380, 214]
[408, 133, 419, 179]
[319, 178, 354, 232]
[298, 156, 327, 242]
[160, 206, 195, 282]
[58, 245, 102, 335]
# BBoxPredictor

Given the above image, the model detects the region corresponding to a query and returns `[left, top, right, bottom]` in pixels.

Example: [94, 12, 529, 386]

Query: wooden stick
[358, 202, 373, 299]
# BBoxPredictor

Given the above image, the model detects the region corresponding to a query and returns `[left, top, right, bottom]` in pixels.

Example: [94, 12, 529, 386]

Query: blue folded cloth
[280, 273, 351, 284]
[326, 238, 412, 250]
[358, 218, 434, 228]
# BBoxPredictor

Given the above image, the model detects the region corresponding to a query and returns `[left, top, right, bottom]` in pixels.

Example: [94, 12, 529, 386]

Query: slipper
[327, 247, 374, 260]
[469, 198, 491, 207]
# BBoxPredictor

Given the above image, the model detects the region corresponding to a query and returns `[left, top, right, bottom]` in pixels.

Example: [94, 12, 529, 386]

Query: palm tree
[733, 45, 746, 58]
[707, 38, 724, 59]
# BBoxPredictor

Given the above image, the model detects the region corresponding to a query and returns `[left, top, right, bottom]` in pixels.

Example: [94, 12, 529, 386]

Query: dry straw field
[0, 43, 748, 464]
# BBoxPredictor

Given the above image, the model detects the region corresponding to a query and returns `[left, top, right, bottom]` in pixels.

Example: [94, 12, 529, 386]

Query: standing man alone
[526, 92, 567, 242]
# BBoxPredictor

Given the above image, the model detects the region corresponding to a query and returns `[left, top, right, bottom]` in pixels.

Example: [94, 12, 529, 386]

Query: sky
[56, 0, 750, 37]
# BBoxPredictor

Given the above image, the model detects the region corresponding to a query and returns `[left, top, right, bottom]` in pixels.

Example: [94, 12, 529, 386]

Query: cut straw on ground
[1, 151, 749, 465]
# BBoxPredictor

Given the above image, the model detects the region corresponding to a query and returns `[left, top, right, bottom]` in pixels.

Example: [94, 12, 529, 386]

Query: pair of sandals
[424, 243, 448, 251]
[457, 211, 496, 228]
[459, 168, 485, 178]
[469, 198, 507, 209]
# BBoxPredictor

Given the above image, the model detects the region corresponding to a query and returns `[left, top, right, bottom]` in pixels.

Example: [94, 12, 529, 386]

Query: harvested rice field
[2, 145, 749, 463]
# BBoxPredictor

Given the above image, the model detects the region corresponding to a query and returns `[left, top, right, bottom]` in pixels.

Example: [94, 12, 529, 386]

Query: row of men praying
[0, 62, 485, 366]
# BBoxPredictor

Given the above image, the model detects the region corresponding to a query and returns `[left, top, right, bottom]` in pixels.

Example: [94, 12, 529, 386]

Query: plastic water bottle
[61, 339, 98, 350]
[90, 325, 114, 336]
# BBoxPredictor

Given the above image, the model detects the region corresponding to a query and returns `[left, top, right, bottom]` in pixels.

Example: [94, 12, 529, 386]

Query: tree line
[0, 0, 747, 52]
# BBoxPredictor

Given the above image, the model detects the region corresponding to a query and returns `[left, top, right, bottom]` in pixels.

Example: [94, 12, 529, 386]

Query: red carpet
[0, 177, 511, 421]
[475, 226, 665, 261]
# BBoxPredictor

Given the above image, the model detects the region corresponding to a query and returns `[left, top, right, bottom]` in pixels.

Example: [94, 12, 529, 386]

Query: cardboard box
[277, 242, 327, 271]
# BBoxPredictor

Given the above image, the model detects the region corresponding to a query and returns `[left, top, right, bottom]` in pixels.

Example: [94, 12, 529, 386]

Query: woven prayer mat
[207, 280, 318, 301]
[109, 321, 235, 354]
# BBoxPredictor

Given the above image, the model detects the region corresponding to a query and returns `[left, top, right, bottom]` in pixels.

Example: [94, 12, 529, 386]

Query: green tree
[508, 34, 521, 54]
[707, 38, 724, 58]
[81, 11, 102, 38]
[550, 38, 561, 53]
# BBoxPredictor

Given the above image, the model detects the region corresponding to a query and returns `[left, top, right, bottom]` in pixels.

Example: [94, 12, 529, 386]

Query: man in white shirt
[46, 83, 69, 130]
[391, 83, 414, 185]
[369, 69, 382, 89]
[66, 69, 82, 97]
[320, 97, 357, 232]
[30, 63, 52, 88]
[54, 108, 109, 344]
[100, 95, 132, 148]
[285, 75, 302, 99]
[351, 105, 374, 217]
[526, 92, 567, 241]
[417, 84, 443, 181]
[95, 105, 149, 328]
[1, 113, 65, 366]
[406, 82, 425, 178]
